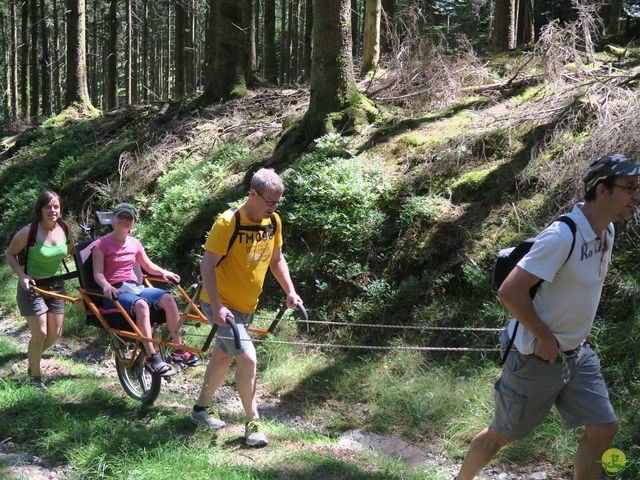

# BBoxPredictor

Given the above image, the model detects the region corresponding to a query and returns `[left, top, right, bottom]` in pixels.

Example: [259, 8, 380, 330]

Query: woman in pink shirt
[92, 203, 200, 376]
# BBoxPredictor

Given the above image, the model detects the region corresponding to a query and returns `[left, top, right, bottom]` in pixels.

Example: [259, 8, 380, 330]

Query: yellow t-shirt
[201, 206, 283, 313]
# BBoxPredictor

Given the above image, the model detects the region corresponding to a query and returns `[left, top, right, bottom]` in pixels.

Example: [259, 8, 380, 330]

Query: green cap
[113, 202, 138, 221]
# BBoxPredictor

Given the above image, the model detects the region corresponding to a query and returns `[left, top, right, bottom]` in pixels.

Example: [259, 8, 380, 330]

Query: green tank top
[26, 237, 68, 277]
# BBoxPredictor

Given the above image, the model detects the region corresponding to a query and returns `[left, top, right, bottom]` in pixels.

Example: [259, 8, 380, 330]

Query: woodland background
[1, 1, 640, 479]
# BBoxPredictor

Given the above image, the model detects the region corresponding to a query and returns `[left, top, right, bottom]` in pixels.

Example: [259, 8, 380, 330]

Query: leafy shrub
[282, 153, 389, 255]
[135, 150, 233, 270]
[313, 133, 356, 158]
[399, 195, 448, 227]
[461, 262, 490, 292]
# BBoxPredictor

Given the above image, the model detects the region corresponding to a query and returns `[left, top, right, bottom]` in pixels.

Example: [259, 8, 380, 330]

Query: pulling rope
[250, 315, 502, 332]
[215, 335, 500, 352]
[188, 313, 503, 353]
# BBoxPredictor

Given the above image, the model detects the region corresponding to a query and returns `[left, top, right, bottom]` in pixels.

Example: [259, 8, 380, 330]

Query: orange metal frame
[33, 276, 216, 367]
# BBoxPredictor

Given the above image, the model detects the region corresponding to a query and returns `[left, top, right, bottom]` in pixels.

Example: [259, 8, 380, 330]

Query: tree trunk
[106, 0, 117, 109]
[254, 0, 261, 73]
[380, 0, 393, 53]
[40, 0, 51, 116]
[290, 0, 299, 81]
[20, 0, 29, 119]
[132, 0, 139, 102]
[250, 0, 257, 72]
[187, 0, 196, 94]
[273, 0, 374, 162]
[279, 0, 286, 84]
[608, 0, 622, 35]
[204, 0, 216, 87]
[142, 0, 148, 102]
[361, 0, 381, 74]
[200, 0, 250, 103]
[10, 0, 18, 119]
[351, 0, 359, 56]
[175, 0, 185, 98]
[124, 0, 132, 104]
[263, 0, 276, 82]
[492, 0, 516, 52]
[52, 0, 61, 112]
[285, 0, 293, 82]
[29, 0, 39, 121]
[302, 0, 312, 79]
[165, 1, 171, 98]
[303, 0, 363, 137]
[65, 0, 94, 108]
[88, 0, 97, 104]
[0, 10, 6, 119]
[520, 0, 534, 45]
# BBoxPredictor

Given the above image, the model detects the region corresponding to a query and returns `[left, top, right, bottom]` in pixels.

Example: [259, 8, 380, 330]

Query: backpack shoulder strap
[22, 221, 39, 275]
[217, 208, 240, 267]
[27, 220, 39, 247]
[269, 212, 278, 238]
[226, 207, 241, 253]
[556, 215, 577, 265]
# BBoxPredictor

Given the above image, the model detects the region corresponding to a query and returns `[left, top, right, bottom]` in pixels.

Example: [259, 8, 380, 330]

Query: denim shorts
[492, 337, 617, 440]
[103, 281, 169, 315]
[200, 301, 255, 356]
[16, 277, 67, 317]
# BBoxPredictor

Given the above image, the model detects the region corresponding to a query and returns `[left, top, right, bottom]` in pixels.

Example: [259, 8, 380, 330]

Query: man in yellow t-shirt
[191, 168, 302, 447]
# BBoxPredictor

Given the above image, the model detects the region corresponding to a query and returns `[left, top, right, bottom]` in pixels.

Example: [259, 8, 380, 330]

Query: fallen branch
[462, 75, 543, 94]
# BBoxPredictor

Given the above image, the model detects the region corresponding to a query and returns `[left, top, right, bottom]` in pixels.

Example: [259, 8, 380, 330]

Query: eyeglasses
[612, 183, 640, 194]
[255, 189, 285, 208]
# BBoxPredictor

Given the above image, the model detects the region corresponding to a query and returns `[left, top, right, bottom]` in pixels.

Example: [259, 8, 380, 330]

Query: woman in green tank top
[4, 190, 74, 390]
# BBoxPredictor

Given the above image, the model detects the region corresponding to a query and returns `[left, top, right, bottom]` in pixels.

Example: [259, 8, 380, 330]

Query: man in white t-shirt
[456, 153, 640, 480]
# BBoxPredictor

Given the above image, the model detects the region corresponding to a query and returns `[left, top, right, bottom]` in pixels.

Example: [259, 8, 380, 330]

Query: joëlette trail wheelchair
[31, 212, 240, 405]
[30, 211, 307, 405]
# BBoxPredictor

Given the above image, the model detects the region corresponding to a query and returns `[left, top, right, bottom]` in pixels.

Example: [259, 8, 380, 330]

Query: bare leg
[574, 422, 617, 480]
[457, 426, 512, 480]
[42, 312, 64, 351]
[235, 342, 258, 421]
[158, 293, 182, 344]
[132, 301, 155, 356]
[25, 314, 48, 377]
[196, 346, 234, 407]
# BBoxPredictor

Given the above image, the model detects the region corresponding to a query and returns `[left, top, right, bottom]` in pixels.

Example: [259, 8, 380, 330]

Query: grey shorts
[200, 301, 255, 356]
[16, 277, 67, 317]
[492, 340, 617, 440]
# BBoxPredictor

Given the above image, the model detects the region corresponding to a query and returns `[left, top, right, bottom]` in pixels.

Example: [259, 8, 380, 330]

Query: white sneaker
[244, 419, 268, 447]
[190, 407, 226, 429]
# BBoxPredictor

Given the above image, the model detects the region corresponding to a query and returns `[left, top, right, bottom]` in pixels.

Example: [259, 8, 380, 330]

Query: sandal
[145, 354, 177, 377]
[171, 350, 202, 367]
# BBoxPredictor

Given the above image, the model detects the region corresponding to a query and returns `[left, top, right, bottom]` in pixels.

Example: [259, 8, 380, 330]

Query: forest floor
[2, 59, 622, 478]
[0, 310, 567, 480]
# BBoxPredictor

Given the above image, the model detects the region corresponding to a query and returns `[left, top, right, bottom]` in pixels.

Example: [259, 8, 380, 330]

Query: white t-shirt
[506, 203, 614, 354]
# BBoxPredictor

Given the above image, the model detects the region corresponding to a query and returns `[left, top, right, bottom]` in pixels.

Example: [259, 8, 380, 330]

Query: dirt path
[0, 313, 562, 480]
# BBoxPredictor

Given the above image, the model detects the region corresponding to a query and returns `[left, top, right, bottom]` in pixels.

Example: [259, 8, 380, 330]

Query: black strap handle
[267, 305, 287, 334]
[268, 301, 309, 334]
[298, 303, 309, 334]
[203, 315, 241, 351]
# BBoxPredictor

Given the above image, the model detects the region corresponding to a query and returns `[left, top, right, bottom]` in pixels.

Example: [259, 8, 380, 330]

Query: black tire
[115, 350, 161, 405]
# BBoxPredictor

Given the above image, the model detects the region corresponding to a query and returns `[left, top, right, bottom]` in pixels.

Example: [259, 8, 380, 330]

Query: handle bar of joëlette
[203, 316, 241, 352]
[268, 301, 309, 334]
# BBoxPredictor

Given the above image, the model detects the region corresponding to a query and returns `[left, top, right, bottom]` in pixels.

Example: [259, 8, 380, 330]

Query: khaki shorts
[492, 340, 617, 440]
[16, 277, 67, 317]
[200, 301, 255, 356]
